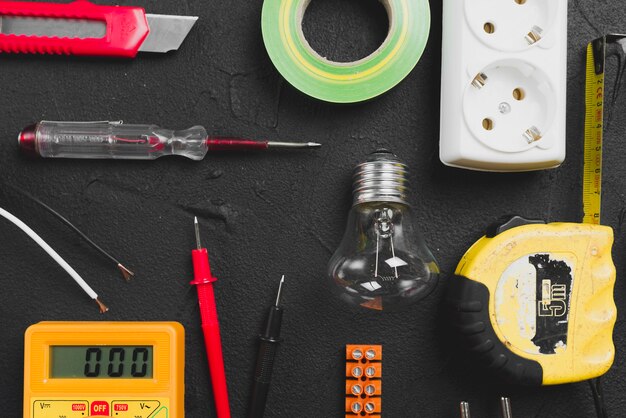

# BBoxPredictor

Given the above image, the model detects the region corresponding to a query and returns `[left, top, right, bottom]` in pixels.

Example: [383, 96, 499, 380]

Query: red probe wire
[191, 217, 231, 418]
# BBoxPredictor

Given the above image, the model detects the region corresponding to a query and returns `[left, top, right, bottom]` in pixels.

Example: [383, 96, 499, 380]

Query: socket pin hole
[484, 22, 495, 34]
[482, 118, 494, 131]
[513, 88, 526, 101]
[515, 0, 527, 4]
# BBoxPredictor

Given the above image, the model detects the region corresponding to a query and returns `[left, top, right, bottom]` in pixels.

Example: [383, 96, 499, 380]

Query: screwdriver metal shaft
[267, 141, 321, 149]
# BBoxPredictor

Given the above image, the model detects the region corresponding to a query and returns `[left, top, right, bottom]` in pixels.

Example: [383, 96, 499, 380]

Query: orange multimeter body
[23, 322, 185, 418]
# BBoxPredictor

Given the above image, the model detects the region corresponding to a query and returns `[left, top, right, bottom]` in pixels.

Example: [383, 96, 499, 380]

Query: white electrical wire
[0, 206, 100, 302]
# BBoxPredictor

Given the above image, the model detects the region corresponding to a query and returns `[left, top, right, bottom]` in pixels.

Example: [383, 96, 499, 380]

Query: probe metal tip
[267, 141, 322, 149]
[460, 401, 471, 418]
[95, 298, 109, 314]
[194, 216, 201, 250]
[117, 263, 135, 282]
[275, 275, 285, 307]
[500, 397, 512, 418]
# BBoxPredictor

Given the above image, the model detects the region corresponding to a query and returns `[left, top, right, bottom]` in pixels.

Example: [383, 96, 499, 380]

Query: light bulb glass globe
[327, 150, 439, 311]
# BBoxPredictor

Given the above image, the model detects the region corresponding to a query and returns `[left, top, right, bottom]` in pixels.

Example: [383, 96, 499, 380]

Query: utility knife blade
[0, 0, 198, 57]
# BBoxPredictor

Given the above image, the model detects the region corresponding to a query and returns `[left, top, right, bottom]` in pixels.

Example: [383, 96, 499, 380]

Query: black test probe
[247, 276, 285, 418]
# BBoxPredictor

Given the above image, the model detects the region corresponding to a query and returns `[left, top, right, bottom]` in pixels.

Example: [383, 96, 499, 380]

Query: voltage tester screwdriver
[19, 121, 321, 160]
[248, 276, 285, 418]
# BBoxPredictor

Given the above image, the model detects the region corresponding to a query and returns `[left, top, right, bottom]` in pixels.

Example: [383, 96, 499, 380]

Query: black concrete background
[1, 0, 626, 417]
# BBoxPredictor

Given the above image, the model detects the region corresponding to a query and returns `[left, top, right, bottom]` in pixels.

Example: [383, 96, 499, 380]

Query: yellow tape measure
[583, 40, 606, 225]
[445, 37, 621, 387]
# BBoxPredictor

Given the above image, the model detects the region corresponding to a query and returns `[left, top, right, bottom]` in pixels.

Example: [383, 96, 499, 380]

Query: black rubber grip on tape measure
[446, 275, 543, 386]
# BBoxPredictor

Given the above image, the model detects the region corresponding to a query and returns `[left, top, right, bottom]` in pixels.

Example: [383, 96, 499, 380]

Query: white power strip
[440, 0, 568, 172]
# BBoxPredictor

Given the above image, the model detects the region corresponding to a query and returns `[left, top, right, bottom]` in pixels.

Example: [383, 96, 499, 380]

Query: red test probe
[191, 217, 231, 418]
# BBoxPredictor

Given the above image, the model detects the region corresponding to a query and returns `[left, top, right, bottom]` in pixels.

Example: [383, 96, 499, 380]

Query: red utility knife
[0, 0, 197, 57]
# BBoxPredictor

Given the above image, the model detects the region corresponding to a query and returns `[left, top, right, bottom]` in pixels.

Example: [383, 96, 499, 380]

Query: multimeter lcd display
[50, 346, 153, 379]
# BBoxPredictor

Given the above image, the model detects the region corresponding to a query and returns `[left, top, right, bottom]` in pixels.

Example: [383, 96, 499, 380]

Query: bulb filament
[374, 208, 399, 280]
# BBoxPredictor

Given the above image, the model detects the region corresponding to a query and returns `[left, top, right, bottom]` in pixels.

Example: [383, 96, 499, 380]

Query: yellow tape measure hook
[599, 35, 626, 122]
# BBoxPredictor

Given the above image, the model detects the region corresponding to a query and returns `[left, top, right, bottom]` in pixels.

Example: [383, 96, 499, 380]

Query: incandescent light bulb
[327, 150, 439, 311]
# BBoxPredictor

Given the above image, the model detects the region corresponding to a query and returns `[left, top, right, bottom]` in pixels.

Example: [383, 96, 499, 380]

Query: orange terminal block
[345, 345, 382, 417]
[346, 380, 382, 397]
[347, 345, 382, 361]
[345, 397, 382, 415]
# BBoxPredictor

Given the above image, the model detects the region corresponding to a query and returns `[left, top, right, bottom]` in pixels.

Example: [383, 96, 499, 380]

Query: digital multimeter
[23, 322, 185, 418]
[447, 217, 617, 386]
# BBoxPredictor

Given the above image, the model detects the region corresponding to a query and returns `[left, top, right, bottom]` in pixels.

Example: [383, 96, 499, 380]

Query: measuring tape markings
[583, 40, 605, 225]
[263, 0, 431, 102]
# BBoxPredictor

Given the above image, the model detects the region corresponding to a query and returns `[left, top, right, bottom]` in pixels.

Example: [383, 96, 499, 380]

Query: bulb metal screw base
[352, 150, 410, 206]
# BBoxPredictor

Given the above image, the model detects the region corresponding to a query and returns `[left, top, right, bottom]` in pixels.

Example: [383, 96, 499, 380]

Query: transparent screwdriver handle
[23, 121, 209, 160]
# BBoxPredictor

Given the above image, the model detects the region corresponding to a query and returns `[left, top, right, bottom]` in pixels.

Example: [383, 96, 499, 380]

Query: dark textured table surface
[1, 0, 626, 417]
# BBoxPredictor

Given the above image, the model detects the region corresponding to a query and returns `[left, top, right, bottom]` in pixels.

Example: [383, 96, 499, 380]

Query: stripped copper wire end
[96, 298, 109, 314]
[118, 264, 135, 281]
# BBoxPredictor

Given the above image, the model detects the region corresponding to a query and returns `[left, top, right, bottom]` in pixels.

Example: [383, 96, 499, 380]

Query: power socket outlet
[440, 0, 568, 172]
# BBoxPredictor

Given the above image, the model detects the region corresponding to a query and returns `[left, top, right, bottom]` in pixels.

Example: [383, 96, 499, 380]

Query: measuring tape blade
[583, 38, 606, 225]
[583, 35, 626, 224]
[261, 0, 431, 103]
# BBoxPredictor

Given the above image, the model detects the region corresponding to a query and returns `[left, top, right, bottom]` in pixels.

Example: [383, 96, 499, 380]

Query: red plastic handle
[0, 0, 149, 57]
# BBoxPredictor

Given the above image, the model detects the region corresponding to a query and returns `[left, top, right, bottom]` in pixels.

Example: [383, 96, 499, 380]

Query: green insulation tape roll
[261, 0, 431, 103]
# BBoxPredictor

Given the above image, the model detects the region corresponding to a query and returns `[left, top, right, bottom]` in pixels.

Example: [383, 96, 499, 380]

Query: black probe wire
[2, 185, 134, 281]
[589, 377, 608, 418]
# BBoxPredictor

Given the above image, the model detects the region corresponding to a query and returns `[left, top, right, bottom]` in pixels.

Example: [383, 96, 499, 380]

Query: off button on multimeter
[33, 399, 167, 417]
